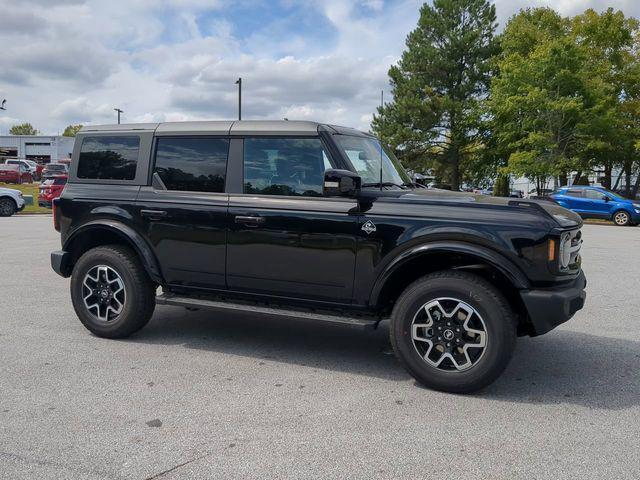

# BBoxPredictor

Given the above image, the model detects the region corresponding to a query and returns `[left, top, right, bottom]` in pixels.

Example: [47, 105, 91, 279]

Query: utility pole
[235, 78, 242, 120]
[114, 108, 123, 124]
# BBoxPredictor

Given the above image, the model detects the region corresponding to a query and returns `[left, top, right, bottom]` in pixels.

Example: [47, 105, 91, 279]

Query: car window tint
[77, 136, 140, 180]
[154, 137, 229, 193]
[584, 189, 607, 200]
[566, 190, 583, 197]
[243, 137, 331, 197]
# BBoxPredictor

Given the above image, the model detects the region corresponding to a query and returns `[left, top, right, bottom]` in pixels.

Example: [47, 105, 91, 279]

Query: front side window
[334, 135, 410, 187]
[243, 137, 332, 197]
[584, 189, 608, 201]
[154, 137, 229, 193]
[77, 136, 140, 180]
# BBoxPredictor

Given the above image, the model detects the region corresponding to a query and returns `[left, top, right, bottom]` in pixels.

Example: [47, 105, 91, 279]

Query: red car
[0, 164, 33, 184]
[38, 175, 68, 208]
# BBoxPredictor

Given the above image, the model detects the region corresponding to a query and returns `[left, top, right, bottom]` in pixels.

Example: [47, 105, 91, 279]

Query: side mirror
[323, 169, 361, 198]
[604, 196, 611, 202]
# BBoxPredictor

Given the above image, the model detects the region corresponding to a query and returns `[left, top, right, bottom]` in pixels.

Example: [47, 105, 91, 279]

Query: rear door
[136, 136, 231, 290]
[226, 136, 358, 303]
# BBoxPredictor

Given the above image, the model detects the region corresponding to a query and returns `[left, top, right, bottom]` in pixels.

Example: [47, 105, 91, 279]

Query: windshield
[605, 190, 625, 200]
[335, 135, 410, 187]
[47, 164, 66, 171]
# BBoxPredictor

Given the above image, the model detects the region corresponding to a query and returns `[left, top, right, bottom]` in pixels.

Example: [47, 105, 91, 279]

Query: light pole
[235, 78, 242, 120]
[114, 108, 123, 124]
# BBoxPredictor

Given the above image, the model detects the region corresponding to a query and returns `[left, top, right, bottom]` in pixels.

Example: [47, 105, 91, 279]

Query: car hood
[389, 188, 583, 228]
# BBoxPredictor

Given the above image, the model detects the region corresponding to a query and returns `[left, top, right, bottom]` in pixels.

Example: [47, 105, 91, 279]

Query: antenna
[379, 90, 384, 191]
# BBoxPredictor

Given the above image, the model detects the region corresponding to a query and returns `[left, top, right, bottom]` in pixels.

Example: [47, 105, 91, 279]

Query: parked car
[5, 159, 38, 178]
[0, 186, 26, 216]
[41, 163, 69, 179]
[38, 175, 68, 208]
[551, 185, 640, 226]
[51, 120, 586, 394]
[528, 188, 554, 199]
[0, 164, 33, 184]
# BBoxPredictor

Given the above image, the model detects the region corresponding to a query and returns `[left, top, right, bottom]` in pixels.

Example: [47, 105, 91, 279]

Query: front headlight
[559, 232, 572, 270]
[556, 229, 582, 273]
[633, 203, 640, 209]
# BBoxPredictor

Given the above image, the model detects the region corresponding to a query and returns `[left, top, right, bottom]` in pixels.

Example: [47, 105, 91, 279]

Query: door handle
[234, 215, 265, 227]
[140, 209, 168, 220]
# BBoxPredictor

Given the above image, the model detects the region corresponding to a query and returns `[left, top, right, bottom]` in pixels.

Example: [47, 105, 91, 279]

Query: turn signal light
[548, 239, 556, 262]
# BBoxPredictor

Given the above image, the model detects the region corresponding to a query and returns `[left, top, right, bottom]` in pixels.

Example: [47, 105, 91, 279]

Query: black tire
[70, 245, 156, 338]
[612, 210, 631, 226]
[390, 270, 517, 394]
[0, 197, 17, 217]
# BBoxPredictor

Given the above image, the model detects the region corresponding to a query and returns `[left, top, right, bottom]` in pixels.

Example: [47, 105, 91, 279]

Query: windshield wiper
[362, 182, 407, 189]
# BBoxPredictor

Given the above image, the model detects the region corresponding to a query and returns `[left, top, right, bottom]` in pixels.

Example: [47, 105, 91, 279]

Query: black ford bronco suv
[51, 121, 586, 393]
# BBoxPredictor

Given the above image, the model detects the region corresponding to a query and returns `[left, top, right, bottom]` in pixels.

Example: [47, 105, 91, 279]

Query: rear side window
[77, 136, 140, 180]
[565, 190, 583, 197]
[243, 137, 332, 197]
[154, 137, 229, 193]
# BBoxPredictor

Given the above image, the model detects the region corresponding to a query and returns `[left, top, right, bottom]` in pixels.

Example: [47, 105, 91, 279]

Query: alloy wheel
[614, 211, 629, 226]
[82, 265, 126, 322]
[411, 297, 488, 371]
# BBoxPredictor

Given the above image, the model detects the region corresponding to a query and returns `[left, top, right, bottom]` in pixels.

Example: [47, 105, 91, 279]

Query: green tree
[9, 123, 39, 135]
[372, 0, 499, 190]
[489, 8, 589, 193]
[62, 124, 83, 137]
[572, 9, 640, 195]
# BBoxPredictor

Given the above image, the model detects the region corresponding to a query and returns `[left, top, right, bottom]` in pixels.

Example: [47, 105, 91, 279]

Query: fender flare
[369, 241, 531, 306]
[63, 220, 163, 284]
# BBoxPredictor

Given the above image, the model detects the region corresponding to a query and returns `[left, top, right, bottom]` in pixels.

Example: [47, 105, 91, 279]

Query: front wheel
[613, 210, 631, 226]
[390, 271, 517, 393]
[0, 198, 17, 217]
[70, 245, 156, 338]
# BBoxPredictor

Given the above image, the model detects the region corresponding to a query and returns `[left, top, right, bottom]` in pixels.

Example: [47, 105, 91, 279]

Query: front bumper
[520, 271, 587, 336]
[51, 250, 72, 278]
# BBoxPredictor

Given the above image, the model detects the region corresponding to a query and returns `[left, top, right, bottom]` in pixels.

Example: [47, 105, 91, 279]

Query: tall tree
[572, 8, 640, 194]
[372, 0, 498, 189]
[489, 8, 589, 193]
[62, 124, 83, 137]
[9, 123, 39, 135]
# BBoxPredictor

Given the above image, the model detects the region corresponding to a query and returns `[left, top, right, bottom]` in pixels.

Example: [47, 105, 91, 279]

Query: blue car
[551, 186, 640, 226]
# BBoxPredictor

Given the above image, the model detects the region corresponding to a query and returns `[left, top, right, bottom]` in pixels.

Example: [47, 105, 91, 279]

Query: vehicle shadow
[133, 306, 408, 382]
[130, 306, 640, 409]
[482, 330, 640, 410]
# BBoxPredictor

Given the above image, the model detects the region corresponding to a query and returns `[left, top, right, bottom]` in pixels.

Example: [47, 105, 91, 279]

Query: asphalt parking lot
[1, 216, 639, 479]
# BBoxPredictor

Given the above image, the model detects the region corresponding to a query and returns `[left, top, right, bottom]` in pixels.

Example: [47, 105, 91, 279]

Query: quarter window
[243, 137, 332, 197]
[77, 136, 140, 180]
[154, 137, 229, 193]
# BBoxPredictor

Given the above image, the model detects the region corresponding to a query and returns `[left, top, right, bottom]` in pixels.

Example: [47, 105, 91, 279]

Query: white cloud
[0, 0, 638, 134]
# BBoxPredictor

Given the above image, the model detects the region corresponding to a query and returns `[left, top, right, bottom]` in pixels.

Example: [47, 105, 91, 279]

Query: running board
[156, 294, 380, 330]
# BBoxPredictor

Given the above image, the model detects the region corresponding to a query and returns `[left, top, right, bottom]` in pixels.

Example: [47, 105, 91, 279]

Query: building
[0, 135, 75, 164]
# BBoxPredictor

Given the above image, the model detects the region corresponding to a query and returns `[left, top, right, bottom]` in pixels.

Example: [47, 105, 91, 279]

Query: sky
[1, 0, 639, 135]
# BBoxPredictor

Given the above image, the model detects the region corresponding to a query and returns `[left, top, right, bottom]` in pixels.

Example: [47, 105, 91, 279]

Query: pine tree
[372, 0, 498, 190]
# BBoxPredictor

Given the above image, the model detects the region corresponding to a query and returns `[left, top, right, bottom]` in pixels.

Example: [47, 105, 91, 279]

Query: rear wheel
[613, 210, 631, 226]
[0, 198, 16, 217]
[70, 245, 156, 338]
[390, 271, 517, 393]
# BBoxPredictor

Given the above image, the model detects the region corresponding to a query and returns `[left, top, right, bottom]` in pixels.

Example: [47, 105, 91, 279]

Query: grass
[0, 182, 50, 214]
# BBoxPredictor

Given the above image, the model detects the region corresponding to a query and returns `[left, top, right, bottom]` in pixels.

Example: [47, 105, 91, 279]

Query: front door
[136, 136, 230, 290]
[226, 136, 358, 303]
